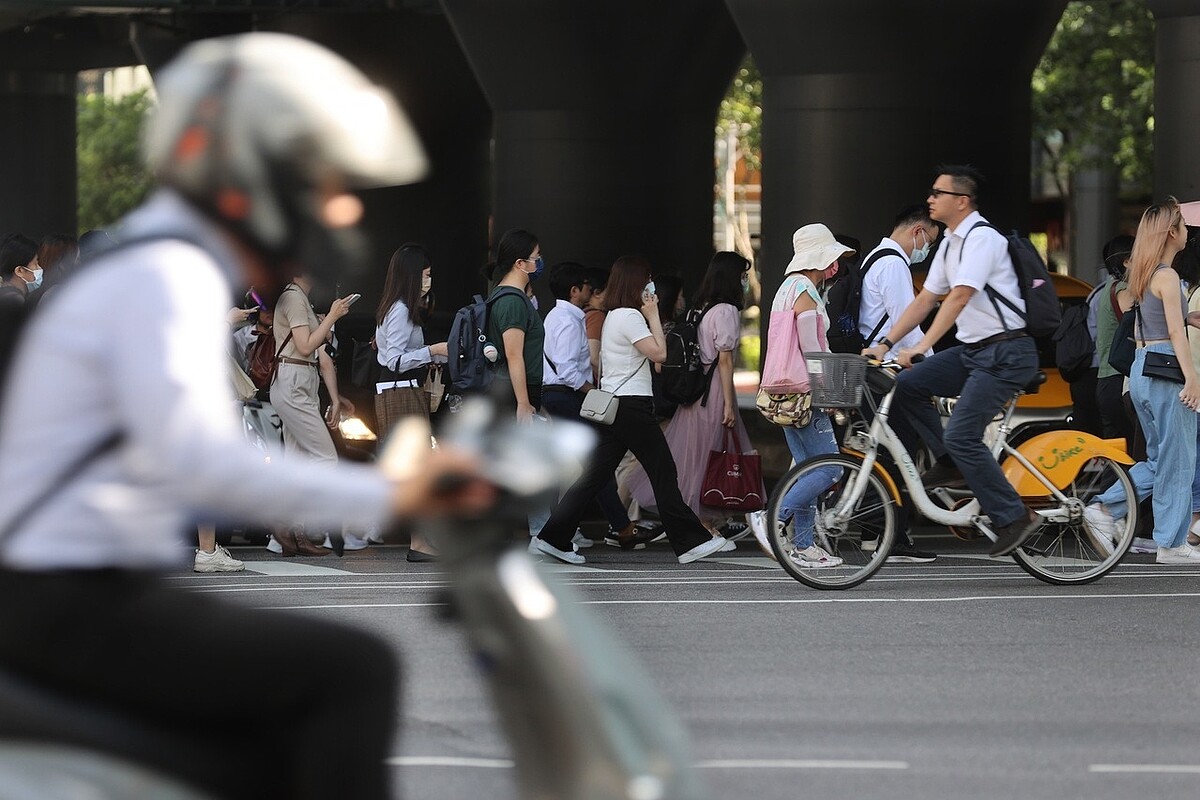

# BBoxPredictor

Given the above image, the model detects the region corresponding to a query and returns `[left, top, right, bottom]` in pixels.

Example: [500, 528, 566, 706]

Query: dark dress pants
[537, 396, 709, 556]
[541, 388, 631, 532]
[894, 339, 1039, 528]
[0, 569, 398, 800]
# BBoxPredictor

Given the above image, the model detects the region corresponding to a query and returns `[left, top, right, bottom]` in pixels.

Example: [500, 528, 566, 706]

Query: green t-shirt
[487, 287, 545, 385]
[1096, 278, 1126, 379]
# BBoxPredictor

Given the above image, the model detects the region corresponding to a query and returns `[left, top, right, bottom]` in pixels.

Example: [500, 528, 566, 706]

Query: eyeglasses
[929, 188, 972, 199]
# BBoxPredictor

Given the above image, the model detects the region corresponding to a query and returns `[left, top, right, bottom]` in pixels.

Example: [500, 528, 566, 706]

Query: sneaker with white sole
[194, 545, 245, 573]
[572, 530, 595, 549]
[788, 544, 843, 569]
[1156, 544, 1200, 564]
[265, 535, 283, 554]
[1082, 504, 1118, 557]
[323, 533, 370, 551]
[718, 537, 737, 552]
[678, 536, 729, 564]
[528, 536, 586, 565]
[746, 510, 775, 560]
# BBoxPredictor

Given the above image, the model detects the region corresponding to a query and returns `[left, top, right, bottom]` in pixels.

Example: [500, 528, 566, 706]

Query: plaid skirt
[375, 385, 430, 438]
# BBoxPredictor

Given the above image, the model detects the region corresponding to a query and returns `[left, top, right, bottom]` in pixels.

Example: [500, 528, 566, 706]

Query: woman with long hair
[628, 252, 759, 543]
[529, 256, 728, 565]
[375, 243, 447, 561]
[1085, 198, 1200, 563]
[486, 229, 545, 422]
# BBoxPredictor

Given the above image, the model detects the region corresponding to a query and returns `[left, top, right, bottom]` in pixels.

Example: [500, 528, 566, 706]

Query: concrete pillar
[725, 0, 1066, 309]
[442, 0, 745, 290]
[1071, 166, 1119, 284]
[1148, 0, 1200, 200]
[267, 12, 492, 316]
[0, 70, 77, 237]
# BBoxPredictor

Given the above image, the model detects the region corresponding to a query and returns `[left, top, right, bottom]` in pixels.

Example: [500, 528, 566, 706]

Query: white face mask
[24, 267, 43, 292]
[421, 275, 432, 295]
[910, 229, 932, 264]
[644, 281, 656, 297]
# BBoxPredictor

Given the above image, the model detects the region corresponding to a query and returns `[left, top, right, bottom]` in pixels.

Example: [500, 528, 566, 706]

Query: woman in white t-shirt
[529, 256, 729, 565]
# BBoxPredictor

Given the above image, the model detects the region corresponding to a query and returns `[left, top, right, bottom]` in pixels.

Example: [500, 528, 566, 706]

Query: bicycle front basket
[805, 353, 867, 408]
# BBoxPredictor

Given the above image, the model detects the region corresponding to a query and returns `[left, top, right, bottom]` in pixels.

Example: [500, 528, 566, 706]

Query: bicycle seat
[0, 669, 222, 799]
[1022, 371, 1047, 395]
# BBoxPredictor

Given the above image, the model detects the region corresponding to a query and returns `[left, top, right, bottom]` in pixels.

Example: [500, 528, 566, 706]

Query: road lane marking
[1089, 764, 1200, 774]
[241, 562, 356, 576]
[386, 756, 908, 771]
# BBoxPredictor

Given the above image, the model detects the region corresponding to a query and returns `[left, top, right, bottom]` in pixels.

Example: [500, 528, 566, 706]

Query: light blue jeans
[1096, 344, 1196, 548]
[780, 411, 841, 548]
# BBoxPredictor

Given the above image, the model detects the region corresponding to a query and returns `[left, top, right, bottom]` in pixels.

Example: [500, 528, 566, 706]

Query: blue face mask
[24, 267, 43, 292]
[527, 255, 545, 281]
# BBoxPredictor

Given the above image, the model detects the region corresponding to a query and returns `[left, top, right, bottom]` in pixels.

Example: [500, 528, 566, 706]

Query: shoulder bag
[580, 359, 646, 425]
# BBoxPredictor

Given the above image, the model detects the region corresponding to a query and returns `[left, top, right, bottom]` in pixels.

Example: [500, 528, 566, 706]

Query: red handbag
[700, 428, 764, 512]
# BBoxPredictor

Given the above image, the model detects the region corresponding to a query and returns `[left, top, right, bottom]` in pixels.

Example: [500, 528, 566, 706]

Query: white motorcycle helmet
[143, 32, 427, 284]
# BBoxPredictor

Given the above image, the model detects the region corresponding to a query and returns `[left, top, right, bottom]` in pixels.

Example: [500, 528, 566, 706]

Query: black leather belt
[966, 330, 1029, 350]
[542, 385, 576, 393]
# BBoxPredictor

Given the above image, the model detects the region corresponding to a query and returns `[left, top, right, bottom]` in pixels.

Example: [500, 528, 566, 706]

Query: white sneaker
[194, 545, 245, 573]
[528, 536, 586, 565]
[788, 544, 844, 569]
[746, 511, 775, 561]
[364, 525, 386, 545]
[1082, 505, 1118, 557]
[1156, 544, 1200, 564]
[718, 537, 737, 552]
[265, 535, 283, 554]
[678, 536, 729, 564]
[572, 530, 595, 549]
[340, 533, 370, 551]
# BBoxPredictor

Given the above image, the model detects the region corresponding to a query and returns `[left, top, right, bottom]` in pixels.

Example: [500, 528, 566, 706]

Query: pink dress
[628, 303, 760, 525]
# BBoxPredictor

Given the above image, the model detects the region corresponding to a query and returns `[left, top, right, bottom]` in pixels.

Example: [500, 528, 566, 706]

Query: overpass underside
[2, 1, 1197, 317]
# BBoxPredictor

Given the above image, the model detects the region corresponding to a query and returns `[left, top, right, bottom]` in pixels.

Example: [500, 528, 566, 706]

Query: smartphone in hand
[345, 293, 362, 306]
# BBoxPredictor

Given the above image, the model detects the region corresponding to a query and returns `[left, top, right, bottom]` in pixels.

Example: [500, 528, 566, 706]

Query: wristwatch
[879, 337, 895, 349]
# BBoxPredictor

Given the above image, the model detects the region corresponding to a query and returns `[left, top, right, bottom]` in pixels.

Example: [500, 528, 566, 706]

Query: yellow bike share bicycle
[765, 354, 1137, 590]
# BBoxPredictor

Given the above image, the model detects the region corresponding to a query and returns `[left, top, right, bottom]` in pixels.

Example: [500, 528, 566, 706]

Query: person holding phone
[269, 273, 357, 555]
[530, 256, 729, 565]
[375, 243, 448, 561]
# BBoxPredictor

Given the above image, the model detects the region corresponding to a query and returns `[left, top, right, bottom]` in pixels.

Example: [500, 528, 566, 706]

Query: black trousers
[0, 569, 398, 800]
[541, 389, 631, 531]
[537, 396, 709, 556]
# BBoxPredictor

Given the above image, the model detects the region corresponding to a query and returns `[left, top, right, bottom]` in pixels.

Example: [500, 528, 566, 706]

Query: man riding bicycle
[863, 164, 1041, 557]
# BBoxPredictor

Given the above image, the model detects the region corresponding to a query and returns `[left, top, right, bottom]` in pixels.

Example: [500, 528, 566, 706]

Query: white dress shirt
[858, 237, 927, 358]
[923, 210, 1024, 343]
[542, 299, 591, 391]
[0, 191, 392, 570]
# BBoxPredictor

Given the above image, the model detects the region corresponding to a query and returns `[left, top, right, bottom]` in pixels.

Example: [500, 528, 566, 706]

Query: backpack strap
[858, 247, 904, 346]
[1109, 280, 1125, 321]
[964, 221, 1025, 332]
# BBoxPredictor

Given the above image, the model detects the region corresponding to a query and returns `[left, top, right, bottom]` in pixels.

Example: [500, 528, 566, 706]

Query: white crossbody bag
[579, 359, 645, 425]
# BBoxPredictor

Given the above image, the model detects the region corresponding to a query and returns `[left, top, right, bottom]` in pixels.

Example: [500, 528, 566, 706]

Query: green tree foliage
[77, 89, 153, 232]
[1032, 1, 1155, 195]
[716, 56, 762, 172]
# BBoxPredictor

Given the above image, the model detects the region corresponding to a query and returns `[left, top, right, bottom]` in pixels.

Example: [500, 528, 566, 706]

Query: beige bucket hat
[785, 223, 856, 275]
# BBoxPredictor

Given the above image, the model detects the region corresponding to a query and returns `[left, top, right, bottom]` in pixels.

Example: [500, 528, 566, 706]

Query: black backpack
[659, 306, 715, 406]
[825, 247, 904, 353]
[964, 222, 1062, 338]
[1052, 283, 1102, 382]
[445, 286, 526, 393]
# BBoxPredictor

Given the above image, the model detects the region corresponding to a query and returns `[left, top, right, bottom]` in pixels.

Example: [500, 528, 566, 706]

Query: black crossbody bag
[1134, 305, 1186, 384]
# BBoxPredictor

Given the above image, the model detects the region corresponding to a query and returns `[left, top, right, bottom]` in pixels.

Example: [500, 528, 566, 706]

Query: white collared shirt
[0, 191, 392, 570]
[377, 299, 441, 375]
[858, 237, 927, 358]
[923, 210, 1024, 343]
[542, 299, 590, 391]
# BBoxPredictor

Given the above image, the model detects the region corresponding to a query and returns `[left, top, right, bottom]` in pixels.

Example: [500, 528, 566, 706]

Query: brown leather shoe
[293, 533, 329, 557]
[274, 530, 299, 557]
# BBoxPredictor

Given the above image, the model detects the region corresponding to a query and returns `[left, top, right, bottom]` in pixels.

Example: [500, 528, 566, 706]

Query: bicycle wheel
[766, 453, 897, 590]
[1011, 456, 1137, 585]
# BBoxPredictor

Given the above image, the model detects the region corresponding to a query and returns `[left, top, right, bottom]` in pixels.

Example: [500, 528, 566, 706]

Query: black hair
[893, 204, 932, 230]
[934, 163, 985, 204]
[584, 266, 610, 293]
[547, 261, 589, 302]
[376, 242, 430, 326]
[693, 250, 749, 311]
[0, 233, 37, 279]
[1102, 233, 1135, 280]
[654, 274, 684, 325]
[487, 228, 539, 282]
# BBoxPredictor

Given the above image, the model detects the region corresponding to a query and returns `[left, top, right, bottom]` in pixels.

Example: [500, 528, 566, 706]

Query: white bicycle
[766, 354, 1138, 590]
